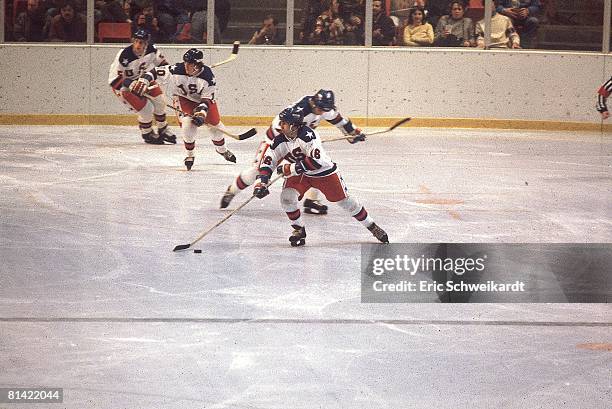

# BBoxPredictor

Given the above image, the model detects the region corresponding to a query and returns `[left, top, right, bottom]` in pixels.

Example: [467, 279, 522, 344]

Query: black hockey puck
[193, 249, 202, 253]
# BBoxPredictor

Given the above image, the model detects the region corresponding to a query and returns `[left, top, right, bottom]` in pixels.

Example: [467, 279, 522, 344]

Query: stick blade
[388, 117, 412, 131]
[232, 41, 240, 54]
[173, 243, 191, 252]
[238, 128, 258, 140]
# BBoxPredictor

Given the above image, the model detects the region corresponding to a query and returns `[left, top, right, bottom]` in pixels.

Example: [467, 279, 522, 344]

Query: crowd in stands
[6, 0, 544, 48]
[298, 0, 542, 48]
[8, 0, 231, 43]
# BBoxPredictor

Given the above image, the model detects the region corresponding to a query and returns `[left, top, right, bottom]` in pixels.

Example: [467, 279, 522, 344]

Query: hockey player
[108, 29, 176, 145]
[220, 89, 366, 212]
[252, 106, 388, 247]
[129, 48, 236, 170]
[597, 76, 612, 120]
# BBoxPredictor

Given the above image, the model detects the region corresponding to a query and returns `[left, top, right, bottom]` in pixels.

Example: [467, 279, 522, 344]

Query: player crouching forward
[130, 48, 236, 170]
[220, 89, 365, 212]
[108, 29, 176, 145]
[253, 107, 388, 247]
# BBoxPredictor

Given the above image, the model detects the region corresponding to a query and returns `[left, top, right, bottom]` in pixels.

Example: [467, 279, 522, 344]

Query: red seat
[466, 0, 485, 22]
[98, 22, 132, 43]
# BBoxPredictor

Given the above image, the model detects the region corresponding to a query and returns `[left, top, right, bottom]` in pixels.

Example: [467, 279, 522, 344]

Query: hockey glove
[253, 183, 269, 199]
[191, 114, 206, 127]
[191, 103, 208, 127]
[129, 78, 150, 96]
[276, 162, 305, 177]
[347, 128, 366, 144]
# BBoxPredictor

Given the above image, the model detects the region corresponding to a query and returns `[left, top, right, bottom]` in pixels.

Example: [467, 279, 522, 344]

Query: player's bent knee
[280, 188, 300, 210]
[336, 196, 360, 214]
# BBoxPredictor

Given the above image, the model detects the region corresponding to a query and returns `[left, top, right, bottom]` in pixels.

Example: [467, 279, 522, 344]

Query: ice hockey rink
[0, 124, 611, 408]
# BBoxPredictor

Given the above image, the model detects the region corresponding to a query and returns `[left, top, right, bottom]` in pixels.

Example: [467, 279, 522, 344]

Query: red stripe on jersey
[287, 209, 301, 221]
[303, 157, 321, 170]
[266, 127, 275, 141]
[598, 86, 611, 97]
[353, 207, 368, 221]
[236, 176, 248, 190]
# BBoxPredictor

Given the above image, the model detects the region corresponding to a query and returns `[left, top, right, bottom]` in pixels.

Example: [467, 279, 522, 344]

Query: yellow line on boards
[0, 115, 610, 132]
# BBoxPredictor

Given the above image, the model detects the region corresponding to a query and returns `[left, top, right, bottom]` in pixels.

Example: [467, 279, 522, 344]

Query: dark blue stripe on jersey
[309, 163, 337, 177]
[110, 76, 123, 89]
[295, 96, 315, 116]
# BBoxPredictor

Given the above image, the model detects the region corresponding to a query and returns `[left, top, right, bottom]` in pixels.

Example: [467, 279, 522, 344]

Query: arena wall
[1, 44, 611, 130]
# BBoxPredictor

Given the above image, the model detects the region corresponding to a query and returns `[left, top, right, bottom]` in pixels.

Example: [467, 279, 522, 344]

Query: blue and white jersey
[144, 63, 217, 103]
[260, 126, 337, 178]
[268, 95, 343, 140]
[108, 43, 167, 89]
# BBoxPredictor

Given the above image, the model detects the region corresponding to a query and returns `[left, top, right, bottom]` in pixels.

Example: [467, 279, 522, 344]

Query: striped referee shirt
[597, 76, 612, 112]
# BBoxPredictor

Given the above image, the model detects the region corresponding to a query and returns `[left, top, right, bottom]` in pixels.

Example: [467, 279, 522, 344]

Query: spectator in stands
[340, 0, 365, 45]
[95, 0, 129, 23]
[434, 1, 475, 47]
[402, 6, 434, 46]
[475, 0, 520, 48]
[496, 0, 541, 48]
[249, 14, 283, 45]
[48, 0, 86, 41]
[13, 0, 50, 42]
[188, 2, 222, 43]
[299, 0, 330, 44]
[412, 0, 444, 27]
[372, 0, 396, 46]
[154, 0, 189, 43]
[131, 1, 160, 42]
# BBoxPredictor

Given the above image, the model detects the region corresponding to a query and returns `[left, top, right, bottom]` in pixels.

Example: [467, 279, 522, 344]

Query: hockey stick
[144, 94, 257, 141]
[210, 41, 240, 69]
[173, 175, 282, 252]
[323, 117, 412, 143]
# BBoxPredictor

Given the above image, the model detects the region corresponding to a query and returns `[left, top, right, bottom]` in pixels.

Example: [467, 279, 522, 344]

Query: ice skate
[220, 186, 235, 209]
[368, 223, 389, 243]
[289, 225, 306, 247]
[142, 131, 164, 145]
[184, 156, 195, 171]
[218, 149, 236, 163]
[304, 199, 328, 215]
[158, 126, 177, 144]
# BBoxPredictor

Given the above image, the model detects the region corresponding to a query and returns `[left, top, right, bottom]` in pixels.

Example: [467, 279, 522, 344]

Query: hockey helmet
[132, 29, 151, 42]
[279, 107, 304, 139]
[183, 48, 205, 76]
[183, 48, 205, 65]
[312, 89, 335, 112]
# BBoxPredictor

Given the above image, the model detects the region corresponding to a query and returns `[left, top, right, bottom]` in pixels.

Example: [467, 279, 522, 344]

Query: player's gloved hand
[347, 128, 366, 144]
[129, 78, 149, 96]
[191, 103, 208, 127]
[253, 182, 269, 199]
[253, 174, 270, 198]
[191, 114, 206, 127]
[276, 162, 305, 177]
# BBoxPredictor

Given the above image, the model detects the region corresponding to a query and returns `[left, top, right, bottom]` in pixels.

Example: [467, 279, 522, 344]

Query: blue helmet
[183, 48, 204, 65]
[132, 29, 150, 42]
[313, 89, 335, 111]
[279, 107, 304, 125]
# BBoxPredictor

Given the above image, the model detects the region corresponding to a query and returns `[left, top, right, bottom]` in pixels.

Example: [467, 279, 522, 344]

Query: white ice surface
[0, 125, 610, 408]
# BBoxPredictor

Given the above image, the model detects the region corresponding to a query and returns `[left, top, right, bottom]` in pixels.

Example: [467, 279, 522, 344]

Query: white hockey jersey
[260, 126, 337, 179]
[143, 63, 217, 103]
[268, 95, 349, 140]
[108, 43, 167, 89]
